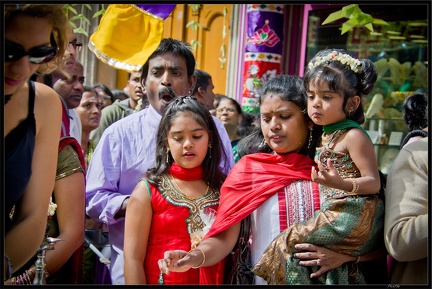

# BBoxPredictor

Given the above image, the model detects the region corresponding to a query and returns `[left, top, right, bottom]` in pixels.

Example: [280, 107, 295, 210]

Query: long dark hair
[237, 75, 322, 159]
[402, 92, 428, 131]
[304, 49, 378, 124]
[146, 96, 226, 191]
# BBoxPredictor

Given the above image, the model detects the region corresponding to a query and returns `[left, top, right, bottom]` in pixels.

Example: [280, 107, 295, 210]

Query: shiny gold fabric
[253, 129, 384, 284]
[89, 4, 165, 72]
[56, 144, 85, 180]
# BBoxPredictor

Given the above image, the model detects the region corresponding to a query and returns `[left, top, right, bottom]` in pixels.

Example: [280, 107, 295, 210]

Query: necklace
[170, 174, 209, 200]
[5, 94, 13, 104]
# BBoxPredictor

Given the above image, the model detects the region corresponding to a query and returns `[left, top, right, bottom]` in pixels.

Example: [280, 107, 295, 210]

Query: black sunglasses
[69, 41, 83, 52]
[5, 34, 58, 64]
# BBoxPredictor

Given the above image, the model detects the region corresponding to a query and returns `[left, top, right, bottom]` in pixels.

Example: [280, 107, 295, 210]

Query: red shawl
[204, 152, 316, 239]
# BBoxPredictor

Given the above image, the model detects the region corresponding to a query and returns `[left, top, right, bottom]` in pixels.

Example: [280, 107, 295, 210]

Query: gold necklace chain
[170, 174, 209, 200]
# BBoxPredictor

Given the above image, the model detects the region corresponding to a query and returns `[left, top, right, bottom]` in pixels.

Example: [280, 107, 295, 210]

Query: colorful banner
[89, 4, 176, 72]
[242, 4, 284, 114]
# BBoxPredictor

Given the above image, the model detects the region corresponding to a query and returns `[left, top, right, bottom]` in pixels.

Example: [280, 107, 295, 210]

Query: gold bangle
[189, 248, 206, 269]
[355, 255, 361, 264]
[347, 178, 359, 194]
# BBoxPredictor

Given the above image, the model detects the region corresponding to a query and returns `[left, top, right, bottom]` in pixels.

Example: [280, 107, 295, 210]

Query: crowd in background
[4, 4, 428, 286]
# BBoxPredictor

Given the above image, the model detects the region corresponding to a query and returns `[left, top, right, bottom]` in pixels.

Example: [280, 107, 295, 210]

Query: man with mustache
[85, 38, 235, 285]
[90, 72, 145, 146]
[52, 60, 85, 144]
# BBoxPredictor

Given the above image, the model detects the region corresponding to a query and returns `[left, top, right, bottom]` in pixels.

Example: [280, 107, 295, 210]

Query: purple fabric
[246, 10, 284, 54]
[94, 259, 111, 284]
[135, 4, 176, 20]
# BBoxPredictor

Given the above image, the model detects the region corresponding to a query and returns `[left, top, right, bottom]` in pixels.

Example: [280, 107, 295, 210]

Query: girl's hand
[158, 250, 190, 274]
[293, 243, 354, 278]
[311, 159, 344, 189]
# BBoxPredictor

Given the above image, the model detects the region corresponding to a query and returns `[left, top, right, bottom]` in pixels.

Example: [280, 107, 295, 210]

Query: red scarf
[204, 153, 316, 239]
[168, 162, 203, 181]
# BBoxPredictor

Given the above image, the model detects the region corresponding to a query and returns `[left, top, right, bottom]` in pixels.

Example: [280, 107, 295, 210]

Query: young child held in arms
[253, 49, 385, 284]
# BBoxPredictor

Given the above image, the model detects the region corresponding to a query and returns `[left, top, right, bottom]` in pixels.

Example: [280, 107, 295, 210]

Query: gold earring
[307, 127, 313, 149]
[208, 142, 212, 158]
[166, 148, 170, 163]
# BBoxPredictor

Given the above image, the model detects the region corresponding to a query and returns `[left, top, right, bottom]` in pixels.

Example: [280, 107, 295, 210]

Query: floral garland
[134, 98, 143, 113]
[48, 197, 57, 216]
[308, 50, 362, 73]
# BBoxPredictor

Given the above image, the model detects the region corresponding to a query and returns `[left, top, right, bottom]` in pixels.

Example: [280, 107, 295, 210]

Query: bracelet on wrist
[347, 178, 359, 194]
[189, 248, 206, 269]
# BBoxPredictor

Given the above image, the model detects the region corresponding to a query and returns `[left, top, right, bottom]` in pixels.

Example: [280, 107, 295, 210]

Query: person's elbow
[385, 219, 428, 261]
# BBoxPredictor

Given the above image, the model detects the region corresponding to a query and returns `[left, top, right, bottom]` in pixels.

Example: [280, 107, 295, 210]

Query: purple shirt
[85, 105, 234, 284]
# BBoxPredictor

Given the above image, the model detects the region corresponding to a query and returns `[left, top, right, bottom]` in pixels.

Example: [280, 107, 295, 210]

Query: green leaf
[93, 9, 105, 18]
[322, 4, 388, 34]
[188, 4, 201, 12]
[84, 4, 92, 11]
[223, 7, 228, 17]
[322, 10, 348, 25]
[73, 27, 88, 37]
[80, 14, 91, 25]
[373, 19, 389, 26]
[341, 21, 356, 34]
[190, 39, 201, 51]
[186, 20, 200, 29]
[65, 5, 78, 15]
[341, 4, 357, 14]
[220, 44, 226, 57]
[70, 15, 82, 21]
[365, 23, 374, 32]
[68, 21, 77, 29]
[192, 23, 201, 31]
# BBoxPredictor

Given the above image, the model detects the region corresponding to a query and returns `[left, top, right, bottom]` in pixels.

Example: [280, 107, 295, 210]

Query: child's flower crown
[308, 51, 362, 73]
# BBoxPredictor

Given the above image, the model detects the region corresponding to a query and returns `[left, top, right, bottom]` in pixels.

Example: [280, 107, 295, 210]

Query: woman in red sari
[158, 75, 384, 284]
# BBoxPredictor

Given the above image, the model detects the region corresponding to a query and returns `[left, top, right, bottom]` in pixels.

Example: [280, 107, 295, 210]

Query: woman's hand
[158, 250, 191, 274]
[293, 243, 355, 278]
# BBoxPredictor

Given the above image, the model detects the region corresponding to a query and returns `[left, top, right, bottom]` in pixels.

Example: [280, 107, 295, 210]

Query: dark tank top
[5, 80, 36, 233]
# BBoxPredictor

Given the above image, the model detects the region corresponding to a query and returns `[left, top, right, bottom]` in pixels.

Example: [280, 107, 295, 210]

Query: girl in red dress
[123, 96, 227, 284]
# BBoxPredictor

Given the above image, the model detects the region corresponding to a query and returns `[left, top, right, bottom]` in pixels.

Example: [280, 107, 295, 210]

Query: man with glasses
[63, 26, 82, 71]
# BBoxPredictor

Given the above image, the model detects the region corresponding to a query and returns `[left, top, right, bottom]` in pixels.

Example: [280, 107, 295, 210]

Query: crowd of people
[4, 4, 428, 286]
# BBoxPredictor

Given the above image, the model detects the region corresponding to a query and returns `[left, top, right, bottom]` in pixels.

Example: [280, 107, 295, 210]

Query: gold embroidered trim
[158, 174, 220, 235]
[56, 168, 84, 180]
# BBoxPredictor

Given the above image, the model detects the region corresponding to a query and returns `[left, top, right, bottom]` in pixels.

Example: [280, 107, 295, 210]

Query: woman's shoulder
[34, 81, 61, 102]
[33, 82, 62, 134]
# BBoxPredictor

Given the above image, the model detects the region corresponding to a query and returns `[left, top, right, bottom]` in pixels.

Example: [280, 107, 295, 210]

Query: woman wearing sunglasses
[4, 4, 69, 283]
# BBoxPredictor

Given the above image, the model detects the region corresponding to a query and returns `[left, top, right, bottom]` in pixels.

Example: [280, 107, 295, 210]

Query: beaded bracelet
[10, 276, 16, 285]
[347, 178, 359, 194]
[189, 248, 206, 269]
[4, 254, 13, 281]
[24, 270, 32, 284]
